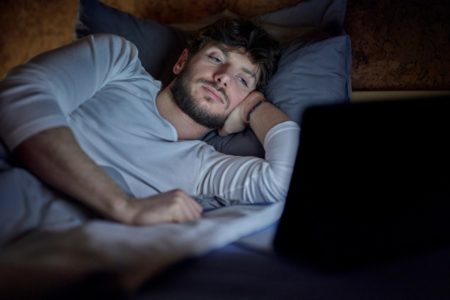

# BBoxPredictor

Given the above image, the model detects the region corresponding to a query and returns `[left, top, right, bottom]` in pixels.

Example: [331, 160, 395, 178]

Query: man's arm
[200, 91, 299, 204]
[1, 35, 202, 224]
[14, 127, 130, 220]
[14, 128, 202, 225]
[243, 92, 290, 144]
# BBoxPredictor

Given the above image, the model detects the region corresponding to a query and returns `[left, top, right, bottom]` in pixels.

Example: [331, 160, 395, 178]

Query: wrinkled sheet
[0, 202, 283, 296]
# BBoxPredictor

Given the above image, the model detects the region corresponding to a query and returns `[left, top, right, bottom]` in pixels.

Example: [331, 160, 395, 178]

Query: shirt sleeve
[197, 121, 300, 204]
[0, 34, 144, 151]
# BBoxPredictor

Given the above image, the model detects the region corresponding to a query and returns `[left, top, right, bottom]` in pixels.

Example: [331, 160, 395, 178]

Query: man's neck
[156, 86, 212, 140]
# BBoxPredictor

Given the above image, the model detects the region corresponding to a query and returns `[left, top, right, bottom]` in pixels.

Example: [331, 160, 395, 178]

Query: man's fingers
[124, 189, 203, 225]
[218, 128, 230, 136]
[168, 189, 203, 222]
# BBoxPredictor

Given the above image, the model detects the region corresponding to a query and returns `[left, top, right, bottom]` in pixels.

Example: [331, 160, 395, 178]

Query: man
[0, 17, 299, 242]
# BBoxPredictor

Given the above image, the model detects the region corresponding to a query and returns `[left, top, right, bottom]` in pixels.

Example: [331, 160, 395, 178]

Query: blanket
[0, 200, 283, 298]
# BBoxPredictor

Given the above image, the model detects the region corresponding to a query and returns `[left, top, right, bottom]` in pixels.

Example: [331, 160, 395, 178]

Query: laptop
[273, 96, 450, 268]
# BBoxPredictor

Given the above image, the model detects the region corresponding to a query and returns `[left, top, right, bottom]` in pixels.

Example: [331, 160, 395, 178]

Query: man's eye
[238, 77, 248, 87]
[208, 55, 222, 63]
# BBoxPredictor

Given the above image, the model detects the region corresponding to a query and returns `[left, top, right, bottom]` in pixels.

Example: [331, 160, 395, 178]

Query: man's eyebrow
[242, 67, 257, 79]
[215, 44, 230, 58]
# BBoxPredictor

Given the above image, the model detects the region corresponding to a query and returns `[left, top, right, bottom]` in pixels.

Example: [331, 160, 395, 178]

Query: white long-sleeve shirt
[0, 34, 299, 203]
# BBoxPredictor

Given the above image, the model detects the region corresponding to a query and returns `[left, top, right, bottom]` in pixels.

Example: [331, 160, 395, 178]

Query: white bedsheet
[0, 202, 283, 295]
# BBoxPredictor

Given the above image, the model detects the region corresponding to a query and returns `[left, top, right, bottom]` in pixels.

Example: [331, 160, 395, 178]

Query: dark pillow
[254, 0, 348, 36]
[76, 0, 186, 86]
[267, 35, 352, 124]
[76, 0, 351, 157]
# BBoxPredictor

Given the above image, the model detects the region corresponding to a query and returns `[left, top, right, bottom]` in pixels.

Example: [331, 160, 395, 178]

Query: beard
[170, 65, 228, 130]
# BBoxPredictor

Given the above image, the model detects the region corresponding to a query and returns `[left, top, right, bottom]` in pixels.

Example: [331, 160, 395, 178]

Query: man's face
[170, 42, 260, 129]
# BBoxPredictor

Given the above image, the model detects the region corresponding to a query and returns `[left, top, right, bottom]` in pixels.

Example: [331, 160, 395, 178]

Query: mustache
[199, 79, 229, 106]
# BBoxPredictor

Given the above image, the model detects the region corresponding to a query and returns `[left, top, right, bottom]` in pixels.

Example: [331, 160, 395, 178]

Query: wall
[1, 0, 449, 92]
[346, 0, 450, 91]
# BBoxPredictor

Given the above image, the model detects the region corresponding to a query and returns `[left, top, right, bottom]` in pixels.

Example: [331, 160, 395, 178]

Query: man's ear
[173, 49, 189, 75]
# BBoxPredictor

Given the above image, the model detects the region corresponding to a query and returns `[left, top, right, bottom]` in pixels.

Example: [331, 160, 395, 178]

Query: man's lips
[202, 84, 225, 105]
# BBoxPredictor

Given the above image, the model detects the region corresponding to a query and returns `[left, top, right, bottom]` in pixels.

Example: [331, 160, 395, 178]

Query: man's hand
[218, 91, 265, 136]
[219, 90, 291, 144]
[121, 189, 203, 225]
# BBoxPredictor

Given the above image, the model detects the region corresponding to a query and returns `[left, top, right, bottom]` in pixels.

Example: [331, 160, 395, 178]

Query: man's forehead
[206, 42, 249, 59]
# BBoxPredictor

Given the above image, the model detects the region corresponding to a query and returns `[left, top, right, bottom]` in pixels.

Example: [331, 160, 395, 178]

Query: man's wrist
[241, 92, 266, 124]
[245, 100, 265, 123]
[106, 194, 134, 224]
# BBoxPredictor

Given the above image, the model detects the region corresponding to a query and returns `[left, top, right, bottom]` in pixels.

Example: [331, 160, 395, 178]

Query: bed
[0, 0, 449, 299]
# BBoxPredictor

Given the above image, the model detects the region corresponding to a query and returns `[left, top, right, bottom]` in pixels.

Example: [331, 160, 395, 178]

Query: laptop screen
[273, 96, 450, 268]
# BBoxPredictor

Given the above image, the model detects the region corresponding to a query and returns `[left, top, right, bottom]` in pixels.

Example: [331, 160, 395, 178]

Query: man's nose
[213, 66, 231, 88]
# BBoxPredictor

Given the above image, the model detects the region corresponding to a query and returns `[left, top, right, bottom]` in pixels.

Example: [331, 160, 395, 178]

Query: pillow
[76, 0, 186, 86]
[254, 0, 348, 36]
[77, 0, 352, 157]
[267, 35, 352, 124]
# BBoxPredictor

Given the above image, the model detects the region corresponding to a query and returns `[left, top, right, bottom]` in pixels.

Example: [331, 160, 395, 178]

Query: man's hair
[187, 17, 280, 91]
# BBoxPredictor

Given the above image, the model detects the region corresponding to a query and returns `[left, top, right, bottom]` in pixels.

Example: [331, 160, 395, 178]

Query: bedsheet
[0, 200, 283, 298]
